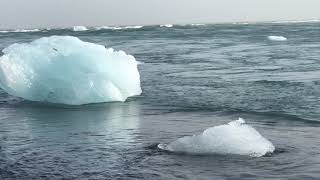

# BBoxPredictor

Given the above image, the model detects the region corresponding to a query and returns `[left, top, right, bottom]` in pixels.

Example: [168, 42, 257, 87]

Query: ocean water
[1, 22, 320, 179]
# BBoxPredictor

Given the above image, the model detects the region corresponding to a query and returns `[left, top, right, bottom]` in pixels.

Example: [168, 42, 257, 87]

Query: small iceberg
[268, 36, 287, 41]
[73, 26, 88, 31]
[160, 24, 173, 28]
[0, 36, 142, 105]
[158, 118, 275, 157]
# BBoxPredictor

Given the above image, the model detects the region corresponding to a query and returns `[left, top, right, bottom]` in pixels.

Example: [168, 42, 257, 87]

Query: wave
[158, 118, 275, 157]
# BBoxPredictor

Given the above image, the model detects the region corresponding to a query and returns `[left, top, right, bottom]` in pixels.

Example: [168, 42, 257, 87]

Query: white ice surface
[0, 36, 142, 105]
[268, 36, 287, 41]
[158, 118, 275, 157]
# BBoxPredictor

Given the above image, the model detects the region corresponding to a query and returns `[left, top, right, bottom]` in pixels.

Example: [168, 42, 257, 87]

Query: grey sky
[1, 0, 320, 29]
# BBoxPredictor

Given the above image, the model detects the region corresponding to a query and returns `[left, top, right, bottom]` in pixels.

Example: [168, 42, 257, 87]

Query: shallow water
[1, 23, 320, 179]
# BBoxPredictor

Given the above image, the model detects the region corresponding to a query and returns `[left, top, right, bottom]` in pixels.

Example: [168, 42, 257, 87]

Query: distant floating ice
[121, 25, 143, 29]
[14, 29, 41, 33]
[158, 118, 275, 157]
[160, 24, 173, 28]
[0, 36, 142, 105]
[272, 19, 320, 24]
[190, 23, 206, 26]
[73, 26, 88, 31]
[268, 36, 287, 41]
[0, 29, 40, 33]
[95, 25, 143, 30]
[232, 22, 250, 25]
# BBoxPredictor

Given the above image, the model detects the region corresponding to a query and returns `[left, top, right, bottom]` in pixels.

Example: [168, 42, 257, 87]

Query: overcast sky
[1, 0, 320, 29]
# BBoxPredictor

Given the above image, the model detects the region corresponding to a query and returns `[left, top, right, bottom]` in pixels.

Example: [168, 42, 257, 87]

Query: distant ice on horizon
[95, 25, 143, 30]
[72, 26, 88, 31]
[160, 24, 173, 28]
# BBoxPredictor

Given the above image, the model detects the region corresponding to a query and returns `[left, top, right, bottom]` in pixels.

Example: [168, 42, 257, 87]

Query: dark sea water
[0, 22, 320, 179]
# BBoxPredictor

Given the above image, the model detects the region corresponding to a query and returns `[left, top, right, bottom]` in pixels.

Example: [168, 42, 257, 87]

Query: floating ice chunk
[14, 29, 40, 33]
[96, 25, 143, 30]
[0, 29, 40, 33]
[136, 61, 144, 65]
[121, 25, 143, 29]
[232, 22, 250, 25]
[190, 23, 205, 26]
[272, 19, 320, 24]
[158, 118, 275, 157]
[0, 36, 142, 105]
[73, 26, 88, 31]
[160, 24, 173, 28]
[94, 26, 114, 30]
[268, 36, 287, 41]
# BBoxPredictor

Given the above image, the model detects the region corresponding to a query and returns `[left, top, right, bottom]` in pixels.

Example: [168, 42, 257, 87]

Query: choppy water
[1, 22, 320, 179]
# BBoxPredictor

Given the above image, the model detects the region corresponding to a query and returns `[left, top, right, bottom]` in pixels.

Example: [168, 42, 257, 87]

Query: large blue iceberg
[0, 36, 142, 105]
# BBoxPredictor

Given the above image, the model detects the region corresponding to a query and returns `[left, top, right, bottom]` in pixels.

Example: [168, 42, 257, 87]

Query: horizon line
[1, 18, 320, 31]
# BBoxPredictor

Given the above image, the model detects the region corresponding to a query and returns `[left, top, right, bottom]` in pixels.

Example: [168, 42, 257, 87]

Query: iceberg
[73, 26, 88, 31]
[268, 36, 287, 41]
[158, 118, 275, 157]
[0, 36, 142, 105]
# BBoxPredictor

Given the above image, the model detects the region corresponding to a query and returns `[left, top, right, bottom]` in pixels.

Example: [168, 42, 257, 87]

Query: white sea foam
[160, 24, 173, 28]
[73, 26, 88, 31]
[0, 36, 141, 105]
[268, 36, 287, 41]
[158, 118, 275, 157]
